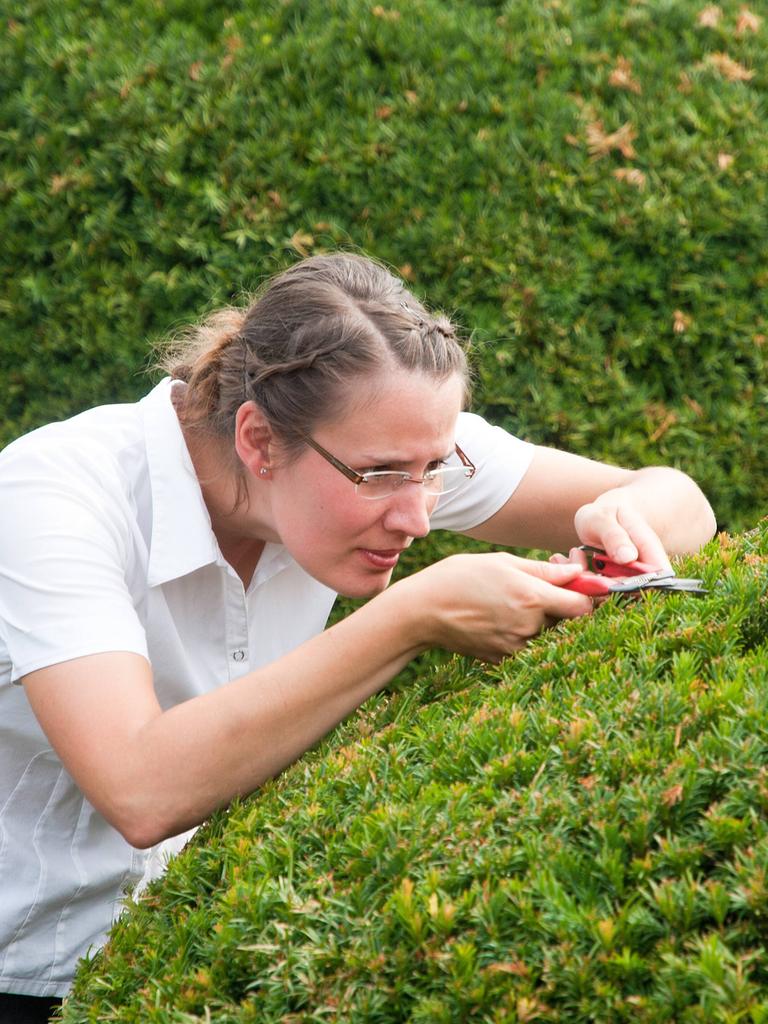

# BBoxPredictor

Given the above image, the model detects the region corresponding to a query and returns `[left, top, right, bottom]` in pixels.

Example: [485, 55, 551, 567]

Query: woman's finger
[615, 505, 672, 570]
[575, 501, 671, 570]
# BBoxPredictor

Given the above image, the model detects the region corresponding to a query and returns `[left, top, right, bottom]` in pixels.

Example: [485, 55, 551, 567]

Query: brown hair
[159, 252, 470, 465]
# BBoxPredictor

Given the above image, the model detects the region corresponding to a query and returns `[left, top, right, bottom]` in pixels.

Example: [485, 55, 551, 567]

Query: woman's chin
[335, 570, 394, 600]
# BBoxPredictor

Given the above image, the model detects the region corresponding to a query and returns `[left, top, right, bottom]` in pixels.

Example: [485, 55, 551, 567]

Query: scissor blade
[642, 577, 708, 595]
[564, 568, 676, 596]
[605, 569, 676, 592]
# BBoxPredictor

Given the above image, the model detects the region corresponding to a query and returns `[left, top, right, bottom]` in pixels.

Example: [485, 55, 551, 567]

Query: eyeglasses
[301, 435, 476, 500]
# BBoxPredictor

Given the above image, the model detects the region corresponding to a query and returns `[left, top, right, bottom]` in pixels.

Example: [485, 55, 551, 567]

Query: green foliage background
[3, 0, 767, 532]
[3, 0, 768, 1018]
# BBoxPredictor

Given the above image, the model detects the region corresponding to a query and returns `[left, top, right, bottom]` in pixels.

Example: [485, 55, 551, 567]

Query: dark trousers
[0, 992, 63, 1023]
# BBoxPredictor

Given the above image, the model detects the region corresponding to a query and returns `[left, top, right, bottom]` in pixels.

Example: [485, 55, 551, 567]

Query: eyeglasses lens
[357, 466, 471, 500]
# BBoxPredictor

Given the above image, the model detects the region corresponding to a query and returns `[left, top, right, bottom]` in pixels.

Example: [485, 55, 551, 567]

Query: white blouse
[0, 378, 534, 996]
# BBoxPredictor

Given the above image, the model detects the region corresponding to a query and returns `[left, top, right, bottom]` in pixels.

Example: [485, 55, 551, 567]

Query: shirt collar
[142, 378, 221, 587]
[251, 541, 295, 590]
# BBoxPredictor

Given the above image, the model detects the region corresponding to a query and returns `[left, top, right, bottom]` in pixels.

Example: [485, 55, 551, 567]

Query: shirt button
[232, 650, 246, 662]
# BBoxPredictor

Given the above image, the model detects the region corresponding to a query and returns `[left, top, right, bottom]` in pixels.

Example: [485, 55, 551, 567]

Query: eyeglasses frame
[299, 434, 477, 494]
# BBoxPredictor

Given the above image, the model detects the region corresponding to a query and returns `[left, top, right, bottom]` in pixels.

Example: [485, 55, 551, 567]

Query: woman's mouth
[359, 548, 404, 569]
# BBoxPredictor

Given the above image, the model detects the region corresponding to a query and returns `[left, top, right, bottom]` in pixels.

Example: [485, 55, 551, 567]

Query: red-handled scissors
[563, 546, 708, 597]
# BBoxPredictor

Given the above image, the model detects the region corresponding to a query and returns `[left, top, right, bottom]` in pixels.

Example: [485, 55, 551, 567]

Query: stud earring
[259, 467, 269, 477]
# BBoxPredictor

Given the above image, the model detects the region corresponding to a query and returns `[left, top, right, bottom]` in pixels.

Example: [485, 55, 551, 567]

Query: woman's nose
[381, 482, 434, 538]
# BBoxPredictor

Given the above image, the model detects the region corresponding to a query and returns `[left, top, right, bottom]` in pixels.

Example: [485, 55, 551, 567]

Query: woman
[0, 253, 716, 1019]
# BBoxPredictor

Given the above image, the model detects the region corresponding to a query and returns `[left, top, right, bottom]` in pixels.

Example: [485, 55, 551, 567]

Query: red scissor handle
[562, 547, 666, 596]
[563, 572, 615, 596]
[579, 546, 661, 578]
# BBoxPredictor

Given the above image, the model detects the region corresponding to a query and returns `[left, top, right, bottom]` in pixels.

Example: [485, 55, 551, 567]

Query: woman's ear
[234, 402, 273, 477]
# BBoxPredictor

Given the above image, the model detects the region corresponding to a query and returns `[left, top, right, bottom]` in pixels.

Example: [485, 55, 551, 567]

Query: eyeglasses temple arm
[455, 443, 476, 476]
[301, 434, 365, 484]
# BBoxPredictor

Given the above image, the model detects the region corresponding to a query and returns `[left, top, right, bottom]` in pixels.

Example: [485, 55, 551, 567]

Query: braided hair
[159, 252, 470, 472]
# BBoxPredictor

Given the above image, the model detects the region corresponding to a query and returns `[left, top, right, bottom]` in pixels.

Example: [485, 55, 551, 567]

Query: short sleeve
[0, 439, 149, 684]
[428, 412, 535, 532]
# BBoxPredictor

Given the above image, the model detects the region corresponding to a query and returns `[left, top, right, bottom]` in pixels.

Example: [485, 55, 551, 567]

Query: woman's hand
[570, 489, 674, 571]
[401, 553, 594, 663]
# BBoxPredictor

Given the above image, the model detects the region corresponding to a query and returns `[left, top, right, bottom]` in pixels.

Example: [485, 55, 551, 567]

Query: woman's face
[265, 368, 466, 598]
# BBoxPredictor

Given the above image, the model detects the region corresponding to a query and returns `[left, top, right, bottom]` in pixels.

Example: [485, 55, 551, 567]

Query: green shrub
[62, 522, 768, 1022]
[2, 0, 767, 528]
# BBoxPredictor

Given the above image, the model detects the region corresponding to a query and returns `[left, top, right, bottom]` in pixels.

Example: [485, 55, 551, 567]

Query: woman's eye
[360, 459, 446, 474]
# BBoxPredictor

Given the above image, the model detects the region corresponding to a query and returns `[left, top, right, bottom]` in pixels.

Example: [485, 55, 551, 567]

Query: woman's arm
[24, 553, 592, 849]
[463, 445, 717, 566]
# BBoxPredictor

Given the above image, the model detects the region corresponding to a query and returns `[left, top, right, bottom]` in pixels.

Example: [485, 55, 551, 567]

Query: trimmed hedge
[62, 522, 768, 1022]
[2, 0, 768, 529]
